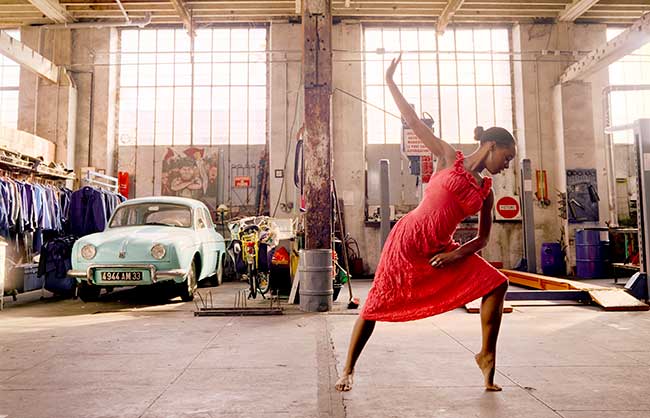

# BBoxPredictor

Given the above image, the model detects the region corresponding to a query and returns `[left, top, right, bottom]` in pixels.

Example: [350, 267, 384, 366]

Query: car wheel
[179, 260, 197, 302]
[78, 284, 101, 302]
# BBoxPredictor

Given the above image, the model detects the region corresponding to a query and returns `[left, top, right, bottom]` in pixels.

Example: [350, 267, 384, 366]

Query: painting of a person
[206, 165, 218, 197]
[170, 159, 202, 199]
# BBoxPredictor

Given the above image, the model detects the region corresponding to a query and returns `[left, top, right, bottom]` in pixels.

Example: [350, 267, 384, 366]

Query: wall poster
[162, 147, 219, 210]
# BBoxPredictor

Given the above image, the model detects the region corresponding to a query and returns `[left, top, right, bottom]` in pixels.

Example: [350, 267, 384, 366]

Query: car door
[196, 208, 218, 277]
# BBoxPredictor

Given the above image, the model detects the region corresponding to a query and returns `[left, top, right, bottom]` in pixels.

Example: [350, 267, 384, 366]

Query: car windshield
[109, 203, 192, 228]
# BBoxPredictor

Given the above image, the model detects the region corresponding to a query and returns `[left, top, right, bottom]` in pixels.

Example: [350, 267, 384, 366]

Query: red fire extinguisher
[118, 171, 130, 198]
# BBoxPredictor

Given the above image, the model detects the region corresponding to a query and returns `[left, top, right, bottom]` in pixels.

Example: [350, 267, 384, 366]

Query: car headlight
[151, 244, 166, 260]
[81, 244, 96, 260]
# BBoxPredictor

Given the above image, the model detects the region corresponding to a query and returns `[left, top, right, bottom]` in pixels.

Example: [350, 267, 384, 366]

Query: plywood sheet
[589, 290, 650, 311]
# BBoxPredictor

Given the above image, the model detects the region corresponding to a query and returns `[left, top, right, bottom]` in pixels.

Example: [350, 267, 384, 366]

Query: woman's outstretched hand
[385, 53, 402, 82]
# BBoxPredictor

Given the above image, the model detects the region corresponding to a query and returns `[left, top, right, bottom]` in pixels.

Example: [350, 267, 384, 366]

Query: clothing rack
[0, 171, 74, 302]
[82, 170, 119, 193]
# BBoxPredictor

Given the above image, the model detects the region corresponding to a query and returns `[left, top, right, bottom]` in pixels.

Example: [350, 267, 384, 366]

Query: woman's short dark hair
[474, 126, 516, 148]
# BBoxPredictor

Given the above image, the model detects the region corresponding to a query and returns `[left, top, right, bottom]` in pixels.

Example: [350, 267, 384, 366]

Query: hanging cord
[271, 66, 304, 217]
[333, 87, 402, 120]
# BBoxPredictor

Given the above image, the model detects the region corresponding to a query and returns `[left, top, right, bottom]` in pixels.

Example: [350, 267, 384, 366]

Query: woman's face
[486, 143, 516, 175]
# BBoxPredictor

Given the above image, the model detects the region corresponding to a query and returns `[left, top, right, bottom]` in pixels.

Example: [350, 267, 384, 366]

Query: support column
[303, 0, 332, 250]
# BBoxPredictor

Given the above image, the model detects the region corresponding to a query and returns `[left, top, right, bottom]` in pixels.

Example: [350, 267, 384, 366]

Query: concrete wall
[268, 22, 303, 217]
[512, 23, 610, 272]
[17, 27, 116, 174]
[268, 22, 522, 273]
[117, 144, 266, 215]
[613, 143, 637, 224]
[17, 28, 73, 166]
[11, 22, 625, 276]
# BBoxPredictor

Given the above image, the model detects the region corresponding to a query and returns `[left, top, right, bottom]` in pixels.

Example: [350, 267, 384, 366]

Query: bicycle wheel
[248, 264, 257, 299]
[258, 271, 270, 295]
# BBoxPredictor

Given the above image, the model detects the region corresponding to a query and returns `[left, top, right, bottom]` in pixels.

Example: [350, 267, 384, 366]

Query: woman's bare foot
[335, 372, 354, 392]
[474, 353, 502, 391]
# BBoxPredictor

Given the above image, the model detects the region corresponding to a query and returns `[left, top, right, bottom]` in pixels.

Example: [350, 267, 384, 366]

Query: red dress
[361, 151, 508, 322]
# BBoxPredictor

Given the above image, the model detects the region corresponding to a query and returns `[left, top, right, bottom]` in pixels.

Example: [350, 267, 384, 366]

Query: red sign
[234, 176, 251, 188]
[496, 196, 520, 219]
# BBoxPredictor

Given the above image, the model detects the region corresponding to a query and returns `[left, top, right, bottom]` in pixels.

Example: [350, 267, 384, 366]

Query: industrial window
[118, 27, 267, 147]
[0, 30, 20, 129]
[607, 27, 650, 144]
[363, 26, 513, 145]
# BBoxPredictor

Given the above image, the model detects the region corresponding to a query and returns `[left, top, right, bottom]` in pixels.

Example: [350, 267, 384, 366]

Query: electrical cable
[271, 65, 303, 217]
[334, 88, 402, 120]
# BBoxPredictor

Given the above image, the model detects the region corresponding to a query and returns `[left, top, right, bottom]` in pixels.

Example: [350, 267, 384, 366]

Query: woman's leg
[474, 280, 508, 391]
[335, 316, 376, 391]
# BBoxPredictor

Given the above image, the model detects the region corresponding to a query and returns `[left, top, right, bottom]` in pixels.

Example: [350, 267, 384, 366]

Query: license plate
[101, 271, 143, 281]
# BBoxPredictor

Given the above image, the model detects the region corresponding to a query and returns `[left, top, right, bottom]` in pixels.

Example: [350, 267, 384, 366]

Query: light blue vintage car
[68, 196, 226, 302]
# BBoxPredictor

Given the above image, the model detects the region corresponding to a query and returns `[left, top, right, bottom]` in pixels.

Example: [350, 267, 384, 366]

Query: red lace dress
[361, 151, 508, 322]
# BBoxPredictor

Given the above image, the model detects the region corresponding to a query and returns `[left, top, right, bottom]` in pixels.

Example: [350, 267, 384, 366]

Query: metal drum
[299, 249, 333, 312]
[575, 228, 609, 279]
[541, 242, 565, 276]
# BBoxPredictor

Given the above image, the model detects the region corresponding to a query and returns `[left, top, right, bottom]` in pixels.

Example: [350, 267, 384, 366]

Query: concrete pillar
[71, 28, 116, 175]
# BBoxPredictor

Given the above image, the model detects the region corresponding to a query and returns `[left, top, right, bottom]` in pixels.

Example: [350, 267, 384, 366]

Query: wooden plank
[0, 31, 59, 83]
[288, 269, 300, 304]
[436, 0, 464, 34]
[501, 269, 608, 291]
[589, 290, 650, 311]
[27, 0, 73, 23]
[558, 0, 600, 22]
[169, 0, 195, 37]
[502, 269, 650, 311]
[464, 298, 513, 314]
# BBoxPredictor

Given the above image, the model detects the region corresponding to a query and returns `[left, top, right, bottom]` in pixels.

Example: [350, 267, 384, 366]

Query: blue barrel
[575, 228, 609, 279]
[541, 243, 565, 276]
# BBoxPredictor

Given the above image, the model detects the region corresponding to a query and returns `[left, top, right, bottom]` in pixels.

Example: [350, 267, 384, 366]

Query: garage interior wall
[12, 21, 622, 274]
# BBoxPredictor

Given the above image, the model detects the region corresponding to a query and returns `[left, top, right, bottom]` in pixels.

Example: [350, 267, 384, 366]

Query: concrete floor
[1, 279, 650, 418]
